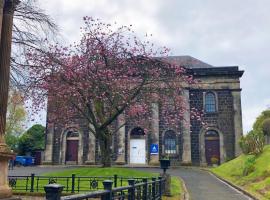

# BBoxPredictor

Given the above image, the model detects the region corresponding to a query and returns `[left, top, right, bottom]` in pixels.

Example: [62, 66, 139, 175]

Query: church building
[43, 56, 244, 166]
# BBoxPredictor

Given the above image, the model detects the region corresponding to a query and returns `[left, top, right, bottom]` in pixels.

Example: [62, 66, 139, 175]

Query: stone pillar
[0, 0, 20, 198]
[149, 102, 159, 165]
[86, 125, 96, 164]
[182, 89, 192, 164]
[232, 90, 243, 156]
[115, 114, 125, 165]
[43, 123, 54, 165]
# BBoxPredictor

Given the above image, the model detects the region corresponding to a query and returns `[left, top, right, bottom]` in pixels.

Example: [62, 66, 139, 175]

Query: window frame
[163, 130, 177, 155]
[204, 91, 217, 113]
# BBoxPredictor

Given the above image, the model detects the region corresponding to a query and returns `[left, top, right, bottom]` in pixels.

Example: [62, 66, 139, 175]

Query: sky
[30, 0, 270, 133]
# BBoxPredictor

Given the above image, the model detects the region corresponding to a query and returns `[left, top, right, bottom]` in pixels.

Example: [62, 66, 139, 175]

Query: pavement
[9, 166, 253, 200]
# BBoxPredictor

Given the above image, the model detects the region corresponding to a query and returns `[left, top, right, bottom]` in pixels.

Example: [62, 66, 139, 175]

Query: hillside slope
[211, 145, 270, 200]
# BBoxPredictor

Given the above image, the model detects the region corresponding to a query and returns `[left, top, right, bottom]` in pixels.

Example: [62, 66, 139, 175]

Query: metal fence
[44, 177, 165, 200]
[8, 174, 157, 194]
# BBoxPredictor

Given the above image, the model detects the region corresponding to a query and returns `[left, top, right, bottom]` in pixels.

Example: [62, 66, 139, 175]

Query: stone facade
[44, 56, 244, 166]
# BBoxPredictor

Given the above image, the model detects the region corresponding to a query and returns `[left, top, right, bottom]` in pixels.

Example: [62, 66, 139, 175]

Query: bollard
[44, 184, 64, 200]
[128, 179, 135, 200]
[114, 174, 118, 188]
[102, 180, 113, 200]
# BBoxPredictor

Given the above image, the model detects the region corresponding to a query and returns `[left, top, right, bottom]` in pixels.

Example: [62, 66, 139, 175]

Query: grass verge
[13, 167, 184, 199]
[211, 145, 270, 200]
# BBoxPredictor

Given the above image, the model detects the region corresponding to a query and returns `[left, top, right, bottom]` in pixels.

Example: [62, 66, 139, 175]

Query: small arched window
[164, 130, 177, 154]
[205, 92, 216, 113]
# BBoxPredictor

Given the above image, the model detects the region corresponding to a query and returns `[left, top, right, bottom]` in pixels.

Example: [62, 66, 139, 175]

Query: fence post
[128, 179, 135, 200]
[102, 180, 113, 200]
[30, 173, 35, 192]
[44, 184, 64, 200]
[114, 174, 117, 188]
[142, 178, 148, 200]
[152, 177, 156, 199]
[158, 176, 162, 198]
[71, 174, 75, 193]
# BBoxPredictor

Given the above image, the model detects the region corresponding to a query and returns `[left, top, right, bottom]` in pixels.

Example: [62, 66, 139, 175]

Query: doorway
[205, 130, 220, 165]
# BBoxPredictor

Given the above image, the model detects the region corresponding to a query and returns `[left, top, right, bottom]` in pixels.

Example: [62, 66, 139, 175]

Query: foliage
[239, 130, 265, 155]
[211, 146, 270, 200]
[262, 118, 270, 136]
[243, 155, 256, 176]
[253, 109, 270, 132]
[18, 124, 45, 155]
[5, 90, 26, 136]
[210, 155, 219, 165]
[4, 90, 26, 151]
[26, 17, 200, 166]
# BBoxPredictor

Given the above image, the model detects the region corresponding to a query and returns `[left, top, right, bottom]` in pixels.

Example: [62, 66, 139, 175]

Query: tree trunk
[98, 129, 112, 167]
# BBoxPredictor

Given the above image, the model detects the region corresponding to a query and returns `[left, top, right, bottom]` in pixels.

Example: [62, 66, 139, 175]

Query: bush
[243, 155, 256, 176]
[211, 155, 219, 165]
[262, 118, 270, 136]
[239, 130, 265, 155]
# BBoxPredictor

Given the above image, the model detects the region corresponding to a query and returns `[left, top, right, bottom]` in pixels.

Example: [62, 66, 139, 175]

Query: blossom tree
[26, 17, 200, 167]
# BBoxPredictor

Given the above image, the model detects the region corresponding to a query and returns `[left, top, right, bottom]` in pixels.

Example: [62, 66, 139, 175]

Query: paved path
[9, 166, 253, 200]
[136, 167, 252, 200]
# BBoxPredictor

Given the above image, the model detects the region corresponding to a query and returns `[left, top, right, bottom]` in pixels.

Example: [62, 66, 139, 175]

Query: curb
[179, 177, 190, 200]
[207, 170, 259, 200]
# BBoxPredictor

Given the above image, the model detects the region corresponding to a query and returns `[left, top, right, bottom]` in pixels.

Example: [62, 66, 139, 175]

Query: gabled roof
[161, 55, 213, 69]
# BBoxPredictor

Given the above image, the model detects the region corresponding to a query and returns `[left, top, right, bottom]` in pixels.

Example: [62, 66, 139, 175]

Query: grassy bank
[211, 145, 270, 200]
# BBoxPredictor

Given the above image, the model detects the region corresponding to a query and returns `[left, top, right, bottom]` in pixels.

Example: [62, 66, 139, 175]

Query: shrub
[262, 118, 270, 136]
[239, 130, 265, 155]
[243, 155, 256, 176]
[210, 155, 219, 165]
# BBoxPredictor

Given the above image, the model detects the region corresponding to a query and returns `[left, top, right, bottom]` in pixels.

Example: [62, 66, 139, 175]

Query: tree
[5, 89, 26, 151]
[26, 17, 200, 167]
[11, 0, 57, 89]
[253, 109, 270, 132]
[262, 118, 270, 136]
[18, 124, 45, 155]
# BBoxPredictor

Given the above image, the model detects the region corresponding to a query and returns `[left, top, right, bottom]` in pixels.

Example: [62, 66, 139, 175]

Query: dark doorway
[66, 140, 79, 162]
[65, 131, 79, 163]
[205, 130, 220, 165]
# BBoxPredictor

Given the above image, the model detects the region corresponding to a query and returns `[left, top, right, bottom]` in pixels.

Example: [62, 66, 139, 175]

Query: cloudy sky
[34, 0, 270, 133]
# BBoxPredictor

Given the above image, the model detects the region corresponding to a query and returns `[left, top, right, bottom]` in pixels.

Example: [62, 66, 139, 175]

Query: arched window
[164, 130, 177, 154]
[205, 92, 216, 113]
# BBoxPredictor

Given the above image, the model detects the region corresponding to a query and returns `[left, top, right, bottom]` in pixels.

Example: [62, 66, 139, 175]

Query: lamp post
[0, 0, 20, 198]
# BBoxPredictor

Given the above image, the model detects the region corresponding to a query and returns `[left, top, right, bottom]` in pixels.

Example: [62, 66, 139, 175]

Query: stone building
[43, 56, 244, 166]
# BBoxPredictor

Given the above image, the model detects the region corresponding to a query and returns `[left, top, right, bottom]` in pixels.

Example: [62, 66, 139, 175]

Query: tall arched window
[164, 130, 177, 154]
[205, 92, 216, 113]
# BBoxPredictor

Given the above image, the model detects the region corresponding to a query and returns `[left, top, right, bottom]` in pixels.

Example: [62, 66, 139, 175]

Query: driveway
[9, 166, 253, 200]
[135, 167, 253, 200]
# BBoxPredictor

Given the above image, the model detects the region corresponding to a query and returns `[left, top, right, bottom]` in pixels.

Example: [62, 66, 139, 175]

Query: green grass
[211, 145, 270, 200]
[12, 167, 182, 198]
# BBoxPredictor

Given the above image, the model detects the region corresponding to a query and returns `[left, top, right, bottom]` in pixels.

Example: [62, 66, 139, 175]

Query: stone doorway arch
[199, 128, 225, 165]
[60, 128, 83, 164]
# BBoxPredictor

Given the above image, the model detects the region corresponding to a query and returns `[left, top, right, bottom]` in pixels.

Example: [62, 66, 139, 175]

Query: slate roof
[160, 55, 213, 69]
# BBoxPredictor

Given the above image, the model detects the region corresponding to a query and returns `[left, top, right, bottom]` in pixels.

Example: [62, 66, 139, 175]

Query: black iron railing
[44, 177, 165, 200]
[8, 174, 155, 193]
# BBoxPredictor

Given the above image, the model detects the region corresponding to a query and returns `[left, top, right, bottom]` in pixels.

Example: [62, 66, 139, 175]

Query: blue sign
[150, 144, 159, 154]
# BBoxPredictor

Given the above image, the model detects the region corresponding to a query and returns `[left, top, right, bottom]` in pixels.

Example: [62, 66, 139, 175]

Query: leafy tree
[5, 90, 26, 151]
[253, 109, 270, 132]
[262, 118, 270, 136]
[18, 124, 45, 155]
[26, 17, 200, 167]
